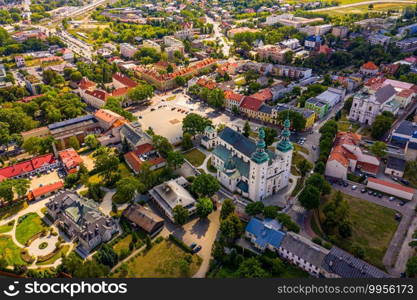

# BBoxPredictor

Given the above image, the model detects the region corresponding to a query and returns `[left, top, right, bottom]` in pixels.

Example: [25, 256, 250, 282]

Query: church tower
[276, 115, 293, 188]
[249, 128, 270, 202]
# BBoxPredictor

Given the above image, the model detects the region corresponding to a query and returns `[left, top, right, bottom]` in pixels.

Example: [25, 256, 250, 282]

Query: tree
[299, 185, 320, 210]
[370, 141, 387, 158]
[84, 134, 99, 150]
[276, 213, 300, 233]
[314, 161, 325, 174]
[173, 205, 189, 225]
[181, 133, 193, 150]
[113, 177, 144, 204]
[243, 121, 251, 138]
[245, 201, 264, 216]
[207, 88, 225, 108]
[196, 197, 214, 218]
[182, 113, 212, 137]
[263, 205, 278, 219]
[175, 76, 186, 87]
[297, 159, 313, 177]
[277, 110, 306, 132]
[22, 136, 55, 155]
[152, 135, 173, 158]
[93, 151, 120, 185]
[167, 151, 184, 169]
[236, 258, 269, 278]
[371, 113, 394, 140]
[263, 127, 277, 146]
[220, 214, 243, 242]
[220, 198, 235, 220]
[305, 173, 331, 195]
[406, 256, 417, 277]
[127, 84, 154, 103]
[191, 174, 220, 197]
[68, 136, 80, 150]
[12, 178, 29, 199]
[0, 179, 13, 202]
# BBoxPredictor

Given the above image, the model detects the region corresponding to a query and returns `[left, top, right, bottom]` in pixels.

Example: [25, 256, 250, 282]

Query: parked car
[389, 196, 396, 201]
[368, 191, 373, 195]
[190, 243, 197, 250]
[373, 192, 378, 196]
[361, 188, 367, 193]
[401, 179, 410, 186]
[399, 201, 406, 206]
[377, 193, 383, 198]
[343, 182, 348, 187]
[312, 146, 316, 150]
[352, 185, 357, 190]
[193, 245, 202, 253]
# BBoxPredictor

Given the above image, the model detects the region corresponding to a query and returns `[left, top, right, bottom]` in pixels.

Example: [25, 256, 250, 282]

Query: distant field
[322, 2, 415, 15]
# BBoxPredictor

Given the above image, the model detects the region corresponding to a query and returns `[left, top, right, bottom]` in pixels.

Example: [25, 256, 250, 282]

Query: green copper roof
[277, 116, 293, 153]
[251, 128, 269, 164]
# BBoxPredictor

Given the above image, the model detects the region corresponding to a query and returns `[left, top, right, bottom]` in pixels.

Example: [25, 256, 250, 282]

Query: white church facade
[201, 118, 293, 202]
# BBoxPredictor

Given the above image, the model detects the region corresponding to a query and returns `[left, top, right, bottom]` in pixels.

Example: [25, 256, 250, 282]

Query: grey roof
[259, 104, 273, 114]
[375, 84, 396, 104]
[306, 97, 327, 107]
[120, 122, 147, 145]
[48, 114, 96, 130]
[322, 247, 391, 278]
[280, 232, 329, 267]
[218, 127, 257, 158]
[386, 156, 406, 172]
[393, 120, 417, 136]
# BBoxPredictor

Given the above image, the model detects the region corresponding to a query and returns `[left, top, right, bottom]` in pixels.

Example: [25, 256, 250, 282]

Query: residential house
[58, 148, 83, 174]
[27, 181, 64, 201]
[332, 26, 348, 38]
[305, 97, 329, 119]
[385, 156, 406, 178]
[124, 143, 166, 174]
[368, 34, 391, 48]
[120, 121, 151, 150]
[325, 132, 380, 180]
[120, 43, 138, 58]
[360, 61, 379, 76]
[224, 90, 245, 111]
[148, 176, 197, 222]
[123, 204, 164, 236]
[245, 218, 285, 251]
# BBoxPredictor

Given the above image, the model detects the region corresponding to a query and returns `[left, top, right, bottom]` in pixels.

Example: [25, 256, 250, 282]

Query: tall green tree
[196, 197, 214, 218]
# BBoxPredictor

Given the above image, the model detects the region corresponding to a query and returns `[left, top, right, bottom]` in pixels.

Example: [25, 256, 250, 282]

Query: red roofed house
[224, 90, 245, 111]
[251, 88, 273, 102]
[27, 181, 64, 201]
[0, 154, 58, 182]
[124, 143, 166, 174]
[82, 89, 109, 109]
[325, 132, 380, 180]
[239, 96, 264, 119]
[58, 148, 83, 174]
[360, 61, 379, 76]
[367, 177, 415, 201]
[112, 72, 138, 89]
[197, 77, 217, 90]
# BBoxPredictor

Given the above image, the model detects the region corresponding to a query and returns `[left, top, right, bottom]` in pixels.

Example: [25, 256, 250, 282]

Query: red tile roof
[251, 88, 273, 102]
[362, 61, 378, 70]
[124, 144, 166, 173]
[197, 78, 217, 90]
[85, 89, 108, 101]
[58, 148, 83, 170]
[224, 90, 244, 103]
[112, 72, 138, 88]
[111, 86, 130, 97]
[18, 94, 44, 103]
[240, 96, 263, 111]
[368, 177, 415, 194]
[94, 109, 123, 124]
[79, 77, 96, 90]
[28, 181, 64, 200]
[0, 154, 56, 181]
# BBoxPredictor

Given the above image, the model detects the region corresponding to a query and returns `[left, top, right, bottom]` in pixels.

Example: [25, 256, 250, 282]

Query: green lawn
[0, 235, 26, 265]
[112, 240, 202, 278]
[37, 245, 70, 266]
[320, 191, 398, 269]
[89, 162, 133, 184]
[184, 149, 207, 167]
[294, 144, 309, 155]
[15, 213, 48, 246]
[322, 2, 414, 15]
[0, 220, 14, 233]
[113, 235, 133, 256]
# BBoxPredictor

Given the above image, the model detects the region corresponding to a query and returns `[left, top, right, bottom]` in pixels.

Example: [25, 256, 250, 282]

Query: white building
[120, 43, 138, 59]
[348, 85, 399, 125]
[367, 177, 415, 200]
[143, 40, 161, 52]
[203, 119, 293, 202]
[149, 177, 197, 221]
[163, 36, 183, 48]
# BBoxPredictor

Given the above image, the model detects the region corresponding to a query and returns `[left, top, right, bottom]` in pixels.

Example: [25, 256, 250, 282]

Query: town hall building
[202, 118, 293, 202]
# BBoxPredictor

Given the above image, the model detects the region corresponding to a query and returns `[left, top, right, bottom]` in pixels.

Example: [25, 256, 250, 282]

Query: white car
[351, 185, 357, 190]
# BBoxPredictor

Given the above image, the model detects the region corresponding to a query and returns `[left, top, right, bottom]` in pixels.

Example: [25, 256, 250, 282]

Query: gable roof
[386, 156, 406, 172]
[374, 84, 396, 104]
[368, 177, 415, 194]
[28, 181, 64, 200]
[112, 72, 138, 88]
[251, 88, 273, 102]
[245, 218, 285, 248]
[322, 247, 390, 278]
[240, 96, 263, 111]
[123, 204, 164, 233]
[218, 127, 257, 158]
